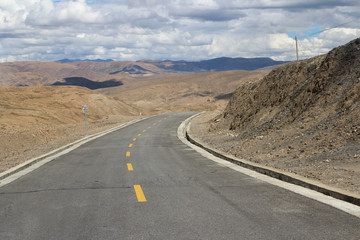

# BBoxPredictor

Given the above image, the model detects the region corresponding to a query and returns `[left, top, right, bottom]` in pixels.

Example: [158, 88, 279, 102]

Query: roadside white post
[82, 104, 89, 137]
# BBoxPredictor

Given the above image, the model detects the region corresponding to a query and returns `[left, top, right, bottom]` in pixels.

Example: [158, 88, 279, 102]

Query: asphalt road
[0, 112, 359, 239]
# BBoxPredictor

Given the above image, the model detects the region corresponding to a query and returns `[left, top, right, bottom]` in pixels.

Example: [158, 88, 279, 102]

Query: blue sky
[0, 0, 359, 62]
[287, 25, 323, 39]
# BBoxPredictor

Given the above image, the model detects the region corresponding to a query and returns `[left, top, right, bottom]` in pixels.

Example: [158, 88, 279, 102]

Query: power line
[306, 19, 356, 37]
[294, 19, 357, 60]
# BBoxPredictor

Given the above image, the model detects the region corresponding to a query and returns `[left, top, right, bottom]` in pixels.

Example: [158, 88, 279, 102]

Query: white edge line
[177, 114, 360, 218]
[0, 116, 154, 188]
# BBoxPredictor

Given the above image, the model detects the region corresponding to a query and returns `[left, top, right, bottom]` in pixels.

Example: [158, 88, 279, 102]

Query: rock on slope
[210, 38, 360, 193]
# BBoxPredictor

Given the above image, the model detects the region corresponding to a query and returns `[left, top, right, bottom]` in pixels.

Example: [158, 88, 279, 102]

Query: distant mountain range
[137, 57, 288, 72]
[0, 57, 288, 88]
[56, 58, 114, 63]
[57, 57, 288, 72]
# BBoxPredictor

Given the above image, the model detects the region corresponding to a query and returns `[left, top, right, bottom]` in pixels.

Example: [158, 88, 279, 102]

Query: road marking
[143, 130, 146, 132]
[147, 126, 151, 129]
[164, 118, 167, 120]
[133, 138, 136, 141]
[138, 133, 141, 136]
[134, 185, 147, 202]
[153, 123, 157, 125]
[126, 151, 130, 157]
[127, 163, 133, 171]
[129, 144, 133, 148]
[158, 120, 162, 123]
[0, 117, 152, 189]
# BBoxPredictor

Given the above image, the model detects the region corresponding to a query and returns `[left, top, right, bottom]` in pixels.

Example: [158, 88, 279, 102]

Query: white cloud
[25, 0, 103, 26]
[0, 0, 359, 62]
[94, 46, 106, 55]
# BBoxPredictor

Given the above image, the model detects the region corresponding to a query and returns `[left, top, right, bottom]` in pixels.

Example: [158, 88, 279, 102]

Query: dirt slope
[99, 70, 267, 114]
[0, 86, 139, 172]
[194, 38, 360, 194]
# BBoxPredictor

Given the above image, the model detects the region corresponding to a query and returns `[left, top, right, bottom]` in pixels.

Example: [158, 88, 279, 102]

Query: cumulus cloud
[25, 0, 103, 26]
[0, 0, 359, 62]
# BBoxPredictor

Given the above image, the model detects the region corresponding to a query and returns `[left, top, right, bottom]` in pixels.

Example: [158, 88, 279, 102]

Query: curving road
[0, 112, 359, 239]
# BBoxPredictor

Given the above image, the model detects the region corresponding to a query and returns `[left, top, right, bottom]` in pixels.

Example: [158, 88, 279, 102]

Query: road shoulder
[178, 112, 360, 218]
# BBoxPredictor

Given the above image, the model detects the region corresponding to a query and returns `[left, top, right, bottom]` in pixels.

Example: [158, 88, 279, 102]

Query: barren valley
[98, 70, 267, 114]
[0, 68, 266, 174]
[0, 39, 359, 197]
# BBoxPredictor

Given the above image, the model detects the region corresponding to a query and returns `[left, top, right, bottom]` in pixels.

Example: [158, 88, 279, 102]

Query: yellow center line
[143, 130, 146, 132]
[133, 138, 136, 141]
[134, 185, 147, 202]
[137, 133, 141, 136]
[158, 120, 162, 122]
[147, 126, 151, 129]
[153, 123, 157, 125]
[129, 143, 133, 148]
[127, 163, 133, 171]
[126, 151, 130, 157]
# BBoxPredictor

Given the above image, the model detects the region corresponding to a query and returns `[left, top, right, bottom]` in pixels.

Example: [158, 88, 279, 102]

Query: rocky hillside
[219, 38, 359, 138]
[208, 38, 360, 193]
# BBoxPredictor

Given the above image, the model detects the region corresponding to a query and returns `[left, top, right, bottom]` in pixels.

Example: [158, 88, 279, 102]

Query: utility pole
[295, 36, 299, 61]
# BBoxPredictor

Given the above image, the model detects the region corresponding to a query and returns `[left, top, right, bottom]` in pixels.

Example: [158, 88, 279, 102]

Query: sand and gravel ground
[189, 111, 360, 196]
[0, 116, 139, 173]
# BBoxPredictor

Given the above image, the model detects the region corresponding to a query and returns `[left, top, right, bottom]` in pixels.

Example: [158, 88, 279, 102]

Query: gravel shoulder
[189, 111, 360, 196]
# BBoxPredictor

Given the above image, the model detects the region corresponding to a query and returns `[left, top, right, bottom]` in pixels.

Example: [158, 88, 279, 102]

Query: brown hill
[98, 70, 267, 114]
[0, 61, 111, 86]
[0, 86, 139, 172]
[193, 38, 360, 193]
[69, 61, 165, 76]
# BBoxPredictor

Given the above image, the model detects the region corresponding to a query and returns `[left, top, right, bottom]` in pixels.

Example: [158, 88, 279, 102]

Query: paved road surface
[0, 112, 359, 239]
